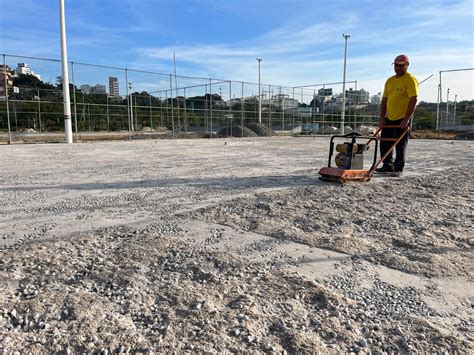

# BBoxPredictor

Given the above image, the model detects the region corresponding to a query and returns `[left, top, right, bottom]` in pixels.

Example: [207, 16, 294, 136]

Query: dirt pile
[216, 126, 258, 138]
[246, 123, 276, 137]
[456, 131, 474, 140]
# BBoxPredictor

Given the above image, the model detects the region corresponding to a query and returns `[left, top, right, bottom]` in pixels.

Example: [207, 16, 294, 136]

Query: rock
[358, 338, 368, 348]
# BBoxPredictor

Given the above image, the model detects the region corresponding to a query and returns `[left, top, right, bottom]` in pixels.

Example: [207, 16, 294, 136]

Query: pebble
[358, 338, 368, 348]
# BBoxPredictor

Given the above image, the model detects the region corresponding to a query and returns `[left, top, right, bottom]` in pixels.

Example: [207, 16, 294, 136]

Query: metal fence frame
[436, 67, 474, 130]
[1, 53, 384, 143]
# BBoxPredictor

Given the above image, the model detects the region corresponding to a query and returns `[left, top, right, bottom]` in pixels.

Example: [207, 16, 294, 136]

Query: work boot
[375, 165, 394, 173]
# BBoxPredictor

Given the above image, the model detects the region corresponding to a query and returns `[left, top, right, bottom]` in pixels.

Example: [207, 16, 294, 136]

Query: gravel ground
[0, 137, 473, 353]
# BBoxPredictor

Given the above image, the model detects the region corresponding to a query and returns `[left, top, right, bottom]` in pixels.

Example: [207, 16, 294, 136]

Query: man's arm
[379, 97, 388, 128]
[401, 96, 418, 128]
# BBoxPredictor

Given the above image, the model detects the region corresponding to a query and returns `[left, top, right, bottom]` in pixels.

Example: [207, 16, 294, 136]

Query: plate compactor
[318, 125, 409, 183]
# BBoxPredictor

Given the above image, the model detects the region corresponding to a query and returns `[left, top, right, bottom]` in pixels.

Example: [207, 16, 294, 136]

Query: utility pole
[3, 55, 12, 144]
[59, 0, 73, 143]
[341, 34, 350, 134]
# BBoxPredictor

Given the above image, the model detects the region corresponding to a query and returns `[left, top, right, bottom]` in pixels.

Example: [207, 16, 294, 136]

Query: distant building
[318, 88, 333, 97]
[346, 88, 370, 104]
[15, 63, 41, 80]
[90, 84, 106, 94]
[371, 93, 382, 105]
[0, 65, 13, 96]
[109, 76, 120, 96]
[317, 88, 333, 102]
[80, 85, 91, 94]
[261, 94, 298, 110]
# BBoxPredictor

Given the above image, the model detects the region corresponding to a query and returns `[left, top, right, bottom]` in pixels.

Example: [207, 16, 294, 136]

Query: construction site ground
[0, 136, 472, 353]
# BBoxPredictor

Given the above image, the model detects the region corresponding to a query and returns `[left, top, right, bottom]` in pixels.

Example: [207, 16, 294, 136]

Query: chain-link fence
[436, 68, 474, 130]
[1, 53, 385, 143]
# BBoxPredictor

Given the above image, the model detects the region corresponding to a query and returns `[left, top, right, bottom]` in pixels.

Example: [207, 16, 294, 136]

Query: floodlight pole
[340, 34, 350, 134]
[2, 54, 12, 144]
[59, 0, 73, 143]
[256, 58, 262, 123]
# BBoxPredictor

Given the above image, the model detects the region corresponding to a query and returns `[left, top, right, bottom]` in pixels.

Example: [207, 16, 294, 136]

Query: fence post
[183, 88, 187, 133]
[71, 62, 78, 141]
[241, 82, 244, 137]
[436, 71, 441, 131]
[268, 84, 271, 128]
[149, 95, 152, 129]
[292, 87, 295, 130]
[169, 75, 175, 138]
[125, 69, 131, 140]
[209, 79, 213, 138]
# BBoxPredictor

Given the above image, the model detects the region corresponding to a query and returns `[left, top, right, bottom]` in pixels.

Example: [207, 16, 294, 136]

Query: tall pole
[59, 0, 73, 143]
[3, 54, 12, 144]
[256, 58, 262, 123]
[341, 34, 350, 134]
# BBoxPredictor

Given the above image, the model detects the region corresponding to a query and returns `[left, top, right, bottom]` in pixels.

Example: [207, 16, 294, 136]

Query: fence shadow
[0, 174, 324, 192]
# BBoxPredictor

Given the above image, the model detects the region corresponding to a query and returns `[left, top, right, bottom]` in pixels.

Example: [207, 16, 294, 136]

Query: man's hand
[400, 117, 411, 128]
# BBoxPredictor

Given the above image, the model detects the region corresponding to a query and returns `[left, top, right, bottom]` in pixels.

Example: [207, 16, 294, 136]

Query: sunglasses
[394, 63, 407, 67]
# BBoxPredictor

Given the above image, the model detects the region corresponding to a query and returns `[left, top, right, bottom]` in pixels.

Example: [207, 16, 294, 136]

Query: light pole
[59, 0, 73, 143]
[256, 58, 262, 124]
[340, 34, 350, 134]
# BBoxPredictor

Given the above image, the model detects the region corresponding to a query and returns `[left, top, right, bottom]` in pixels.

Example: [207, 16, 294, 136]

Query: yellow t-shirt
[383, 72, 418, 120]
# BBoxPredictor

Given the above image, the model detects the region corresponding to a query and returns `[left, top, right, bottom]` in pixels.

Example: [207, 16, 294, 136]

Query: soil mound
[356, 125, 377, 135]
[245, 123, 275, 136]
[455, 131, 474, 140]
[216, 126, 258, 138]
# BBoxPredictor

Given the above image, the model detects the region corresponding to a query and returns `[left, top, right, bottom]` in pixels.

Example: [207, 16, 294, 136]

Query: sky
[0, 0, 473, 102]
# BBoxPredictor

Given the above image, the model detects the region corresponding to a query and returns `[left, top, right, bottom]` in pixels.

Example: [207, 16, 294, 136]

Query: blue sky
[1, 0, 473, 102]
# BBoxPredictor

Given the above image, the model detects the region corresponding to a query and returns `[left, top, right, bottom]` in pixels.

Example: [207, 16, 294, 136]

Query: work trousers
[380, 118, 410, 171]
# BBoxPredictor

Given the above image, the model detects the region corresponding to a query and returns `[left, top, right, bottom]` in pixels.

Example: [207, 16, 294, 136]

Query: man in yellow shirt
[376, 54, 418, 176]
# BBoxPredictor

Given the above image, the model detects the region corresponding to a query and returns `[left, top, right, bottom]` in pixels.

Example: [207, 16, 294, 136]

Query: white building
[346, 88, 370, 104]
[109, 77, 120, 96]
[90, 84, 106, 94]
[80, 85, 91, 94]
[15, 63, 41, 80]
[262, 94, 298, 110]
